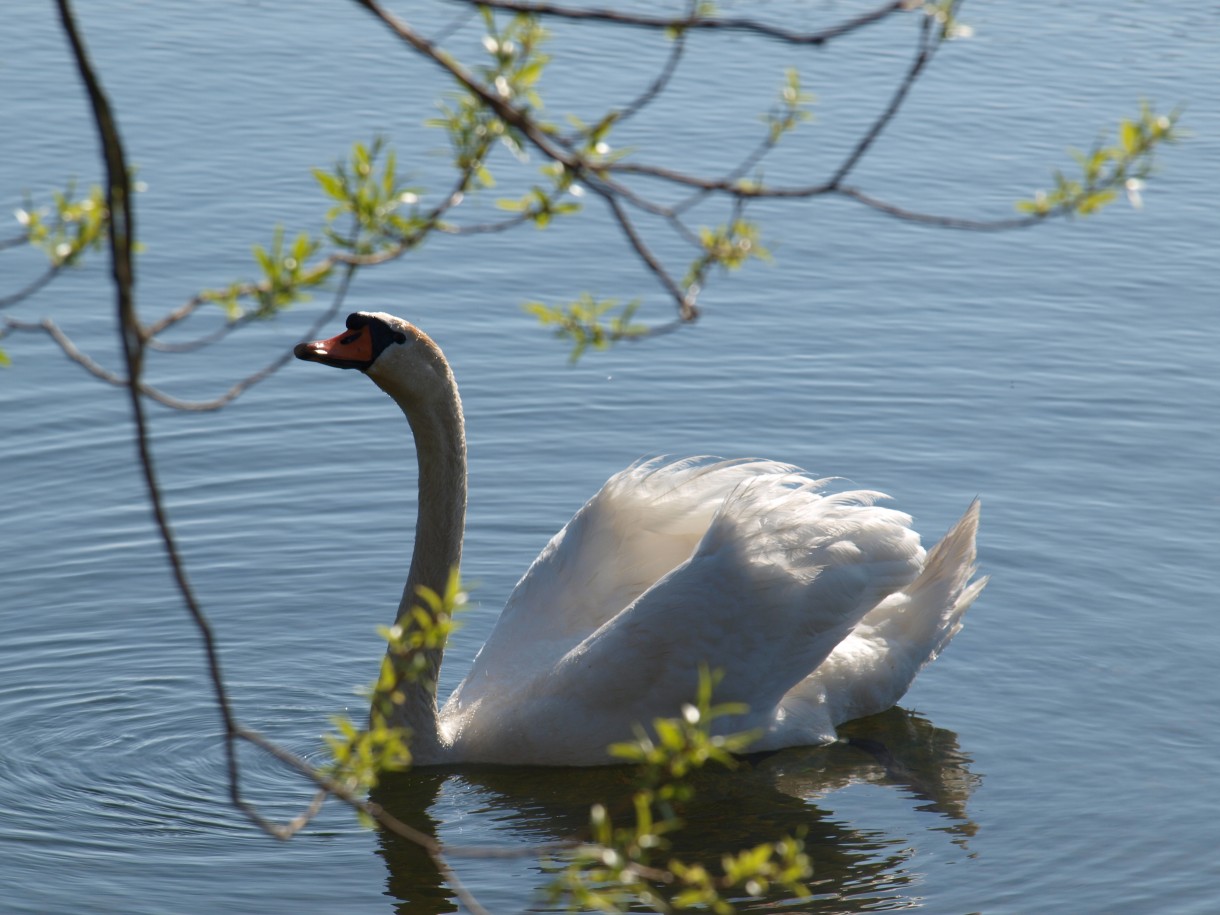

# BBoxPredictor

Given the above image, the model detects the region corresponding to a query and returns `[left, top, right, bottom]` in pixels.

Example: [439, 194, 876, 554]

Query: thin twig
[428, 4, 480, 47]
[460, 0, 912, 46]
[597, 188, 695, 320]
[3, 270, 349, 412]
[669, 114, 792, 218]
[353, 0, 576, 169]
[825, 10, 935, 189]
[3, 315, 126, 384]
[147, 267, 351, 411]
[234, 726, 515, 915]
[613, 16, 688, 125]
[0, 265, 60, 309]
[145, 309, 257, 353]
[441, 210, 535, 235]
[832, 185, 1043, 230]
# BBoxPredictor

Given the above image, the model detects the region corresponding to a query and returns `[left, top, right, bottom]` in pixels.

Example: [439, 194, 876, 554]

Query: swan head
[295, 312, 459, 415]
[294, 311, 410, 371]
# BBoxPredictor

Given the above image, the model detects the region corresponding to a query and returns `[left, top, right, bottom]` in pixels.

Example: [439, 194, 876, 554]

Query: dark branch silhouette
[460, 0, 912, 46]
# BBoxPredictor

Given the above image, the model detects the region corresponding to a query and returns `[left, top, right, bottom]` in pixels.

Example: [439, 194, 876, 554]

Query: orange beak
[294, 324, 374, 370]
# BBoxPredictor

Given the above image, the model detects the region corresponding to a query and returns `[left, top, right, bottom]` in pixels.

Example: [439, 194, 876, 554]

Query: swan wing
[446, 471, 928, 764]
[449, 457, 801, 703]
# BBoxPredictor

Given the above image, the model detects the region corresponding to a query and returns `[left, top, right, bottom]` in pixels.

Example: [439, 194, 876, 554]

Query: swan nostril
[293, 342, 318, 360]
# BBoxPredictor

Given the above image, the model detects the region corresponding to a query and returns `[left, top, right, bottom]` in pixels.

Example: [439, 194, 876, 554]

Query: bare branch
[429, 4, 480, 47]
[669, 111, 797, 218]
[145, 268, 352, 412]
[596, 188, 696, 320]
[143, 289, 237, 340]
[825, 10, 936, 189]
[51, 0, 371, 868]
[441, 210, 535, 235]
[461, 0, 913, 46]
[831, 185, 1042, 230]
[52, 0, 261, 840]
[144, 309, 257, 353]
[3, 315, 128, 385]
[233, 724, 516, 915]
[612, 16, 688, 125]
[4, 266, 349, 412]
[0, 265, 60, 309]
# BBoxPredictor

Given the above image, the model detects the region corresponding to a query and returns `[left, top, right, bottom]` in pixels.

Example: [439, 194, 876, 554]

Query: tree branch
[45, 20, 564, 912]
[0, 265, 60, 309]
[461, 0, 913, 46]
[351, 0, 577, 169]
[51, 4, 488, 882]
[831, 184, 1043, 230]
[597, 188, 696, 320]
[54, 0, 255, 827]
[3, 269, 348, 412]
[825, 9, 937, 189]
[611, 12, 688, 125]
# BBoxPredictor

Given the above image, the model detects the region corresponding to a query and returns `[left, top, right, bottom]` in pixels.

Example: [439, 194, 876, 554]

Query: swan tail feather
[901, 498, 984, 659]
[769, 500, 985, 747]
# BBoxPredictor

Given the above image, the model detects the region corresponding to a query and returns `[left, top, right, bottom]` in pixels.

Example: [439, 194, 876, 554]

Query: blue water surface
[2, 2, 1218, 912]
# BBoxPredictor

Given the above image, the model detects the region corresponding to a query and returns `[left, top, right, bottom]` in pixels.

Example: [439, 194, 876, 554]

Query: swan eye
[393, 332, 407, 345]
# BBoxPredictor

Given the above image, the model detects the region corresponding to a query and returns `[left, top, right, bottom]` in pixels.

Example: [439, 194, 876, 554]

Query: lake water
[2, 1, 1218, 912]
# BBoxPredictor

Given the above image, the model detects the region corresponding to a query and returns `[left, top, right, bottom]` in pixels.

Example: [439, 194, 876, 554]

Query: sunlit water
[3, 2, 1218, 912]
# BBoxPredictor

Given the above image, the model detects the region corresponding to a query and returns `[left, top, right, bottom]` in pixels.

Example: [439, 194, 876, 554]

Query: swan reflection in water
[371, 707, 980, 914]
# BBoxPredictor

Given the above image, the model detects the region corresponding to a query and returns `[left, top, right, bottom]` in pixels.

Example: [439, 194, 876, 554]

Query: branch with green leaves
[3, 0, 1182, 374]
[525, 294, 650, 362]
[1016, 102, 1180, 218]
[325, 573, 465, 804]
[547, 667, 812, 914]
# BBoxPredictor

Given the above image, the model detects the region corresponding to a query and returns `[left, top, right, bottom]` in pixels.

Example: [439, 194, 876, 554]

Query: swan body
[296, 313, 986, 767]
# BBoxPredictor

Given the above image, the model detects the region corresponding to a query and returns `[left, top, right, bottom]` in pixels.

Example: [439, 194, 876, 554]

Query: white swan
[295, 312, 986, 766]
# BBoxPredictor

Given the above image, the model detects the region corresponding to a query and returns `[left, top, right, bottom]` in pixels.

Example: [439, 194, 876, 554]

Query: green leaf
[312, 168, 345, 200]
[1119, 118, 1140, 155]
[252, 243, 273, 276]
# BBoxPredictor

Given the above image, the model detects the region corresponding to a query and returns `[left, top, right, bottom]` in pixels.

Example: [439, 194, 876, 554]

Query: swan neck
[401, 398, 467, 617]
[373, 347, 466, 763]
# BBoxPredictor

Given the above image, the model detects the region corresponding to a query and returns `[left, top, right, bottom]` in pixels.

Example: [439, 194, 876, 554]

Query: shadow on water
[371, 708, 980, 913]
